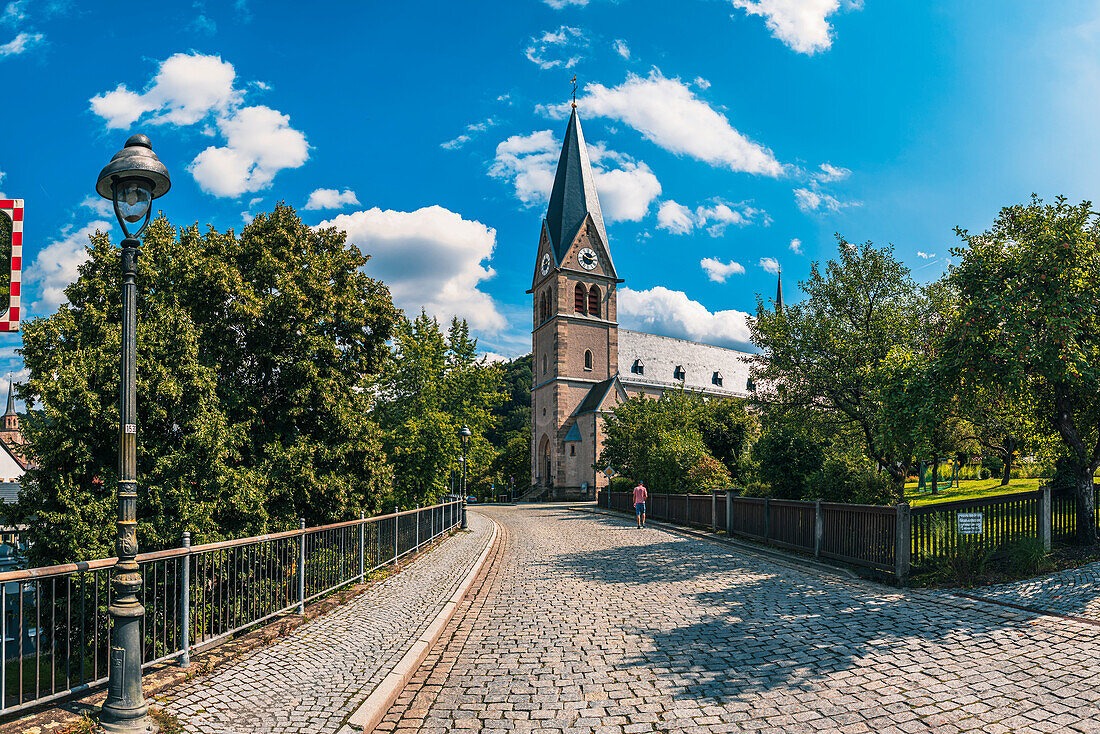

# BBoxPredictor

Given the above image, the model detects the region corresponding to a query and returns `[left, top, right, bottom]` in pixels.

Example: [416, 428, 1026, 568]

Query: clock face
[578, 247, 598, 271]
[540, 252, 551, 276]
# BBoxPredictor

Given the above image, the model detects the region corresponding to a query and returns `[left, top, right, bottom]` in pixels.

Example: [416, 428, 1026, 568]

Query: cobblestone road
[160, 513, 493, 734]
[944, 561, 1100, 623]
[383, 505, 1100, 733]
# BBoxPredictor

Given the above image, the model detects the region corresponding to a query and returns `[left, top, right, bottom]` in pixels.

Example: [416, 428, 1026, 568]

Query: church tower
[529, 107, 621, 500]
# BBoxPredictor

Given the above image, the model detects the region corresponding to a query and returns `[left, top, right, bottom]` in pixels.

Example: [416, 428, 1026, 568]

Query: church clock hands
[578, 247, 598, 270]
[540, 252, 551, 276]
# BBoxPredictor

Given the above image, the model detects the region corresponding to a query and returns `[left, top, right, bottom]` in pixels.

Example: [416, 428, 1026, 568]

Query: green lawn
[904, 477, 1045, 507]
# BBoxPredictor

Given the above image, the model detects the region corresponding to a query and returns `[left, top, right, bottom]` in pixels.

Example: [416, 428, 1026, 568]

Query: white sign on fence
[957, 512, 984, 535]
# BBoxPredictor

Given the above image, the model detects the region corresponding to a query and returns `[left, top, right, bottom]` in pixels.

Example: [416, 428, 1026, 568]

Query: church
[529, 107, 772, 500]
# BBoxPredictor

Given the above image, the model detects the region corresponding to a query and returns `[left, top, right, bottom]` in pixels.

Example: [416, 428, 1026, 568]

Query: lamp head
[96, 135, 171, 239]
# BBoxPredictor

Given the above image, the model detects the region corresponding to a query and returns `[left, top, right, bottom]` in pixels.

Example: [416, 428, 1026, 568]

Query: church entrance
[538, 435, 552, 487]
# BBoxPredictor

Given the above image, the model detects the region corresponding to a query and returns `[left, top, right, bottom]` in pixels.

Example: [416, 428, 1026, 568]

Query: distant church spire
[545, 107, 611, 269]
[3, 377, 13, 417]
[776, 269, 784, 313]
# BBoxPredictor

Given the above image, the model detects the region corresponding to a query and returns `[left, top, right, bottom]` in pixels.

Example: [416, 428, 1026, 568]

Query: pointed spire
[545, 108, 610, 267]
[776, 269, 784, 313]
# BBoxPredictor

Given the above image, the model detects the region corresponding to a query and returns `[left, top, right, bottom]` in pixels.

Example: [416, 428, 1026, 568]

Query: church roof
[574, 376, 617, 415]
[545, 108, 610, 267]
[776, 271, 784, 312]
[4, 381, 13, 418]
[563, 423, 582, 442]
[617, 330, 756, 398]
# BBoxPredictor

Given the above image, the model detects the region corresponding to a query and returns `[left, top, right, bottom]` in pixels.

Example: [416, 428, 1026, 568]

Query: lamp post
[95, 134, 171, 734]
[459, 425, 471, 529]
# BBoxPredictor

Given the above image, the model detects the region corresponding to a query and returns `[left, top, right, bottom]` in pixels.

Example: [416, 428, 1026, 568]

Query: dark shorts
[635, 502, 646, 516]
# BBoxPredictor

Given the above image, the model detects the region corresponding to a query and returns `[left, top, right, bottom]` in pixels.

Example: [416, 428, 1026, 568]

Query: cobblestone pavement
[160, 513, 493, 734]
[940, 561, 1100, 623]
[382, 505, 1100, 733]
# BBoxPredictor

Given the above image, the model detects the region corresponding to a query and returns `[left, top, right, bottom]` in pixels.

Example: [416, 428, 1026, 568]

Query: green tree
[752, 418, 825, 499]
[948, 196, 1100, 542]
[749, 239, 927, 491]
[17, 205, 397, 564]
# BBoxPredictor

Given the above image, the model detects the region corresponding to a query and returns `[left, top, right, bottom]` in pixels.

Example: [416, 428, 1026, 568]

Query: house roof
[617, 330, 756, 398]
[545, 108, 610, 268]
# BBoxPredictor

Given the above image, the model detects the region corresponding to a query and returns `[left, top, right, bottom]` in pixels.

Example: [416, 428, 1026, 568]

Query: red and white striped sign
[0, 199, 22, 332]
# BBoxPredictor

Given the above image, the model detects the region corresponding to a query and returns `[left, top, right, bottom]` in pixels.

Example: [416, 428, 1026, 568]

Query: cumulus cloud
[525, 25, 587, 69]
[25, 221, 112, 313]
[700, 257, 746, 283]
[693, 76, 711, 90]
[547, 70, 783, 176]
[1, 2, 27, 25]
[917, 251, 935, 259]
[90, 53, 308, 198]
[441, 117, 497, 150]
[320, 205, 506, 332]
[619, 286, 752, 349]
[80, 195, 114, 218]
[0, 30, 42, 56]
[758, 257, 781, 274]
[656, 199, 766, 236]
[789, 237, 803, 254]
[729, 0, 862, 55]
[490, 130, 661, 222]
[793, 186, 858, 213]
[614, 39, 630, 58]
[815, 162, 851, 182]
[303, 188, 360, 211]
[544, 0, 588, 7]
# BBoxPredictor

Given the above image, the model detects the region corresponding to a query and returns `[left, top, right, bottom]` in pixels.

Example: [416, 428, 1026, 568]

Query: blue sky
[3, 0, 1100, 397]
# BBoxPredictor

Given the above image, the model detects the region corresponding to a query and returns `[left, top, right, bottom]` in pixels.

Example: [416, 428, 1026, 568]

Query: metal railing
[0, 499, 462, 715]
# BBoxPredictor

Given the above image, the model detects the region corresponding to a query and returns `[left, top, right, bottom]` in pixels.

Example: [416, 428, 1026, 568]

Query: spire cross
[571, 75, 577, 109]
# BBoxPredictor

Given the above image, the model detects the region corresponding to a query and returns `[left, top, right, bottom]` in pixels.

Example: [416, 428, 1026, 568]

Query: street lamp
[95, 134, 171, 734]
[459, 425, 471, 529]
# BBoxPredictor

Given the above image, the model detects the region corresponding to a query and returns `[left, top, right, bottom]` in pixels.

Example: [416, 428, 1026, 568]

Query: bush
[610, 476, 636, 493]
[685, 455, 733, 491]
[809, 459, 895, 504]
[984, 454, 1004, 477]
[979, 468, 991, 480]
[753, 422, 824, 499]
[941, 538, 993, 586]
[1007, 537, 1049, 576]
[738, 481, 771, 498]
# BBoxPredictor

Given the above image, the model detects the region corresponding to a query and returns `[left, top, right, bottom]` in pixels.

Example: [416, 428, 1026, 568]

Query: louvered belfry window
[588, 285, 600, 317]
[574, 283, 587, 313]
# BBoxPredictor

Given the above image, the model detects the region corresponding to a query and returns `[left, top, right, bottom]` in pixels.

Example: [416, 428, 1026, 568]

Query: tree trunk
[1074, 467, 1097, 545]
[1000, 435, 1017, 486]
[931, 453, 939, 494]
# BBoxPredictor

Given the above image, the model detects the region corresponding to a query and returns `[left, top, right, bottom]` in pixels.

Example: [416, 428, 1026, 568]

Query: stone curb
[342, 514, 499, 734]
[573, 504, 861, 581]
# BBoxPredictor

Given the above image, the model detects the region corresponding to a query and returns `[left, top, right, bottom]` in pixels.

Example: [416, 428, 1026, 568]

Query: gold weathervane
[571, 75, 578, 109]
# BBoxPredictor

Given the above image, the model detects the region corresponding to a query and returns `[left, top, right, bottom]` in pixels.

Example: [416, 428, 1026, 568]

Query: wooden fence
[600, 484, 1100, 582]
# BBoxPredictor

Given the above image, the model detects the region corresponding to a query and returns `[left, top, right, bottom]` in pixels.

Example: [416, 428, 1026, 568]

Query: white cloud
[480, 352, 510, 364]
[917, 251, 935, 259]
[441, 134, 470, 150]
[544, 0, 588, 7]
[700, 257, 746, 283]
[758, 257, 781, 274]
[25, 221, 112, 313]
[692, 76, 711, 90]
[729, 0, 861, 55]
[656, 198, 766, 236]
[614, 39, 630, 58]
[656, 200, 694, 235]
[441, 117, 497, 150]
[490, 130, 661, 222]
[319, 205, 506, 332]
[0, 30, 42, 56]
[619, 286, 752, 349]
[525, 25, 587, 69]
[789, 237, 803, 254]
[80, 195, 114, 218]
[189, 105, 309, 197]
[815, 162, 850, 182]
[793, 186, 859, 213]
[303, 188, 360, 211]
[550, 70, 784, 176]
[1, 1, 27, 25]
[91, 53, 308, 199]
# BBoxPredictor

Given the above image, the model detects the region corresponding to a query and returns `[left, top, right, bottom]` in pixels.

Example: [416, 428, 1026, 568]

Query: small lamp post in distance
[459, 424, 471, 529]
[95, 134, 171, 734]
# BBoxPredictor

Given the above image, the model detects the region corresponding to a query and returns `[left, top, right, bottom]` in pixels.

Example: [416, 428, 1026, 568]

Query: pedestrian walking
[633, 481, 648, 528]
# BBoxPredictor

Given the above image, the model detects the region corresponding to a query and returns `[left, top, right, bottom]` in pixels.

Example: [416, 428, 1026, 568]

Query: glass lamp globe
[116, 180, 153, 224]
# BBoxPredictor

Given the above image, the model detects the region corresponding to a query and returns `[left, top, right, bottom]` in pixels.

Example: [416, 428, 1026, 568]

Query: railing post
[895, 503, 911, 585]
[298, 518, 306, 614]
[358, 511, 365, 581]
[1040, 485, 1052, 552]
[393, 507, 399, 563]
[711, 490, 717, 534]
[726, 488, 734, 536]
[415, 504, 420, 551]
[814, 500, 823, 558]
[179, 531, 191, 667]
[763, 497, 771, 544]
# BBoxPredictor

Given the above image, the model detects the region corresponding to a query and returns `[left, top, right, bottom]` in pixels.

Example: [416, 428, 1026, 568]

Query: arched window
[588, 285, 600, 318]
[574, 283, 587, 314]
[712, 371, 723, 387]
[631, 359, 644, 375]
[584, 350, 593, 371]
[674, 365, 686, 381]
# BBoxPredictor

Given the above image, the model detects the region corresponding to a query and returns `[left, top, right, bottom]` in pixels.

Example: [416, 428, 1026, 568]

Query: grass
[904, 477, 1045, 507]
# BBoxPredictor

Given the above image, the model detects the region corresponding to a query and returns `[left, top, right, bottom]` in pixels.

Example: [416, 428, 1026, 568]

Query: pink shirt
[633, 485, 647, 504]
